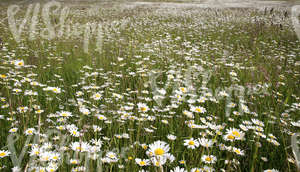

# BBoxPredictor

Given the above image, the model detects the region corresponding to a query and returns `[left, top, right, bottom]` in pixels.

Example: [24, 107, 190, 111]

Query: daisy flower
[79, 107, 90, 115]
[25, 128, 36, 135]
[151, 156, 167, 167]
[191, 168, 201, 172]
[59, 111, 72, 118]
[96, 114, 107, 120]
[184, 138, 199, 149]
[106, 151, 118, 162]
[0, 150, 10, 158]
[170, 166, 187, 172]
[179, 160, 186, 164]
[201, 155, 217, 164]
[137, 103, 149, 113]
[148, 140, 170, 157]
[191, 106, 206, 114]
[264, 169, 279, 172]
[91, 92, 102, 100]
[224, 128, 245, 141]
[232, 147, 244, 156]
[70, 159, 79, 164]
[14, 59, 24, 68]
[198, 138, 214, 148]
[69, 129, 80, 137]
[167, 134, 177, 141]
[9, 128, 18, 133]
[135, 158, 150, 166]
[183, 110, 194, 118]
[51, 87, 61, 94]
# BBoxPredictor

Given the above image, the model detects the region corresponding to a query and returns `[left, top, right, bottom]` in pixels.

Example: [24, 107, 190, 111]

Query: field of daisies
[0, 0, 299, 171]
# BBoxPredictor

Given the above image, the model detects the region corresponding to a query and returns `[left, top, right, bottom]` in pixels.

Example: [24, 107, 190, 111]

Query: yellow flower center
[140, 161, 146, 165]
[227, 134, 235, 140]
[154, 148, 164, 156]
[205, 157, 212, 161]
[196, 108, 202, 112]
[235, 149, 241, 154]
[232, 131, 240, 137]
[141, 107, 147, 111]
[188, 141, 195, 145]
[0, 152, 6, 157]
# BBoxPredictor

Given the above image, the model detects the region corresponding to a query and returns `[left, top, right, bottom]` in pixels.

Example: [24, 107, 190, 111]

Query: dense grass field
[0, 0, 299, 171]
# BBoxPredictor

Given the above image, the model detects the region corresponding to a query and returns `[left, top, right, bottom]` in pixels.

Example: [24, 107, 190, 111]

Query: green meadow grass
[0, 1, 299, 172]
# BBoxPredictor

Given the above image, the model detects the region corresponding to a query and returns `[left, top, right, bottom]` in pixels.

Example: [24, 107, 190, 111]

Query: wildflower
[191, 168, 201, 172]
[137, 103, 149, 112]
[14, 60, 24, 68]
[91, 92, 102, 100]
[224, 128, 245, 141]
[167, 134, 177, 141]
[40, 152, 51, 161]
[252, 119, 264, 127]
[50, 87, 61, 94]
[79, 107, 90, 115]
[25, 128, 36, 135]
[179, 160, 185, 164]
[264, 169, 279, 172]
[198, 138, 214, 148]
[95, 114, 106, 120]
[201, 155, 217, 164]
[232, 147, 244, 156]
[70, 159, 79, 164]
[184, 138, 199, 149]
[183, 110, 194, 118]
[135, 158, 150, 166]
[17, 106, 28, 113]
[191, 106, 206, 114]
[30, 147, 40, 156]
[76, 91, 84, 96]
[106, 151, 118, 162]
[69, 129, 80, 137]
[148, 140, 170, 157]
[35, 109, 44, 114]
[12, 167, 21, 172]
[170, 166, 187, 172]
[0, 74, 7, 79]
[59, 111, 72, 118]
[151, 156, 167, 167]
[0, 150, 10, 158]
[9, 128, 18, 133]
